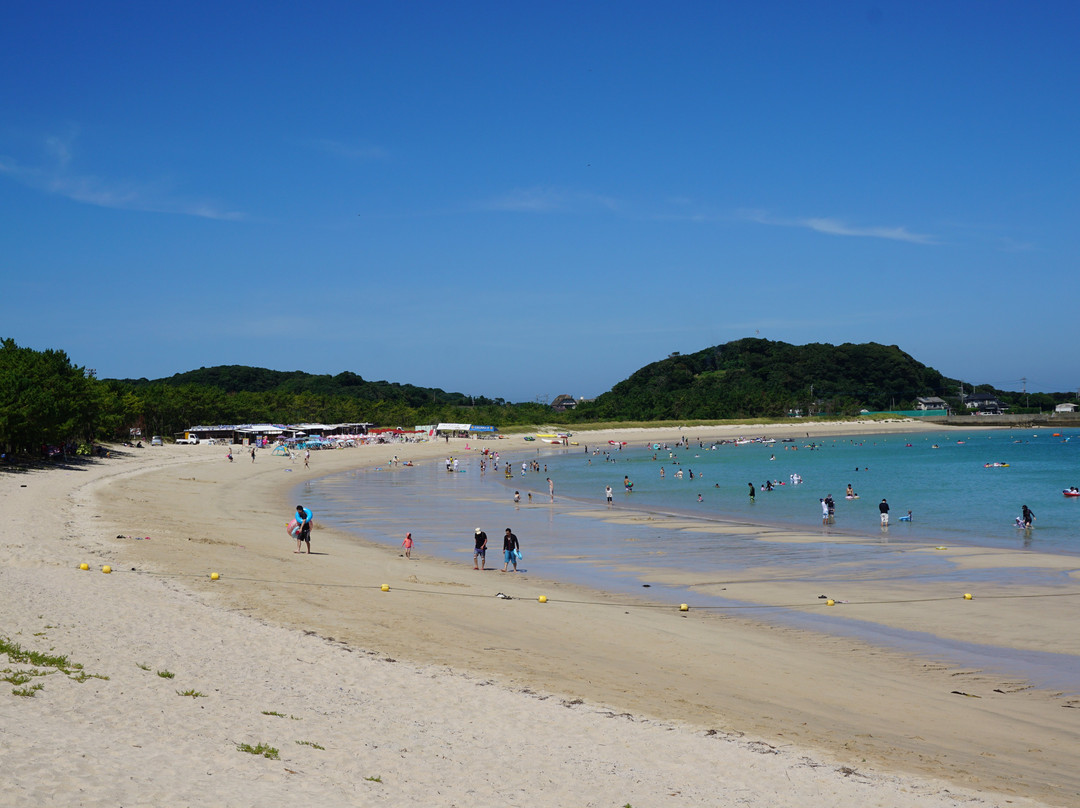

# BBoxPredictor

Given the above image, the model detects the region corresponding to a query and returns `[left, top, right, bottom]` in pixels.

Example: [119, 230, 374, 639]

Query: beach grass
[68, 671, 109, 683]
[177, 689, 205, 698]
[262, 710, 301, 719]
[0, 636, 70, 669]
[3, 671, 36, 686]
[156, 669, 175, 679]
[295, 740, 324, 750]
[237, 742, 279, 759]
[1, 636, 104, 694]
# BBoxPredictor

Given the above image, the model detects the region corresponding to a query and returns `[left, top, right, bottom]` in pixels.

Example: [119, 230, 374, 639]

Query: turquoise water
[298, 428, 1080, 597]
[296, 428, 1080, 690]
[540, 428, 1080, 551]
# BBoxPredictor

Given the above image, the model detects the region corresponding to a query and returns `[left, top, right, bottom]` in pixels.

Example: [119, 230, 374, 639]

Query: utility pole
[1022, 377, 1028, 408]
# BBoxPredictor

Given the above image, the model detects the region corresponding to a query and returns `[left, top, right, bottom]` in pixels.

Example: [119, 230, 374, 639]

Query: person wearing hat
[472, 528, 488, 570]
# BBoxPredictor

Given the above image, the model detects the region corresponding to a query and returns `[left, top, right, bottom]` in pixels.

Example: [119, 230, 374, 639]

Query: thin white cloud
[995, 236, 1038, 253]
[741, 209, 936, 244]
[482, 186, 620, 213]
[485, 187, 564, 212]
[309, 138, 388, 161]
[0, 132, 245, 221]
[44, 134, 72, 167]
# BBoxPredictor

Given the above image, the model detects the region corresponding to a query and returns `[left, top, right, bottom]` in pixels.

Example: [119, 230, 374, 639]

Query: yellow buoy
[679, 603, 689, 612]
[210, 572, 220, 581]
[79, 563, 89, 571]
[538, 595, 548, 603]
[963, 593, 973, 600]
[380, 584, 390, 592]
[102, 565, 112, 574]
[826, 599, 835, 606]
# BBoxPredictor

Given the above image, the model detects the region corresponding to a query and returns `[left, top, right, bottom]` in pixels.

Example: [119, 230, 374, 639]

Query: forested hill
[585, 339, 957, 420]
[1, 336, 1071, 454]
[116, 365, 495, 407]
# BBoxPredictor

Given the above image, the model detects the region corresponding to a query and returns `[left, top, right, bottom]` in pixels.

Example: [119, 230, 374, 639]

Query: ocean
[297, 427, 1080, 690]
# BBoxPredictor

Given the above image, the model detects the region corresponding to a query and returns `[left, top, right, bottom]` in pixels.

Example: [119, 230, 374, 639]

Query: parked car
[175, 436, 199, 444]
[151, 436, 163, 446]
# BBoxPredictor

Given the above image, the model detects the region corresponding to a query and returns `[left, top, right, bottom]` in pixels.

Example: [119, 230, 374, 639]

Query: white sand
[0, 422, 1072, 807]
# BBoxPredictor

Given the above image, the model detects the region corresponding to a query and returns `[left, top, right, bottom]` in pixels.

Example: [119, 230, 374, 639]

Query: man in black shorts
[296, 504, 313, 553]
[473, 528, 487, 570]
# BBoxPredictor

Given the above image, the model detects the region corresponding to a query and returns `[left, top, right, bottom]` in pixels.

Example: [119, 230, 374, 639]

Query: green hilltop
[2, 336, 1072, 453]
[118, 365, 497, 407]
[584, 338, 963, 420]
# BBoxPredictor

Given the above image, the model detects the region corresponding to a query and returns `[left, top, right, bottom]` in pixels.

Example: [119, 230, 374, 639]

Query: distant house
[551, 394, 578, 412]
[963, 394, 1005, 414]
[1055, 402, 1079, 413]
[916, 396, 948, 411]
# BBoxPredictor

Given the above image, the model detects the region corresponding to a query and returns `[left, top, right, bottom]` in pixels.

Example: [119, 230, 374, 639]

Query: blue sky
[2, 1, 1077, 402]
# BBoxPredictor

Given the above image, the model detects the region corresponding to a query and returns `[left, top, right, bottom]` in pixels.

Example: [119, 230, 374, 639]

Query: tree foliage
[2, 337, 1076, 453]
[574, 339, 959, 421]
[0, 339, 98, 452]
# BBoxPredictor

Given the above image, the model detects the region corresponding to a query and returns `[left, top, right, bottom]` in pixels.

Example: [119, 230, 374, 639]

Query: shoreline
[2, 420, 1076, 806]
[303, 423, 1080, 676]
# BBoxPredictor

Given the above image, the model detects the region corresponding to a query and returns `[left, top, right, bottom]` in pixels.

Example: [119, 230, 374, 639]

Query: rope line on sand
[86, 566, 1080, 612]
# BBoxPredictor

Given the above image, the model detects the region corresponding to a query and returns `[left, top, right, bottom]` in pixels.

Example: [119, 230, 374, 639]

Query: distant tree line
[1, 337, 1075, 455]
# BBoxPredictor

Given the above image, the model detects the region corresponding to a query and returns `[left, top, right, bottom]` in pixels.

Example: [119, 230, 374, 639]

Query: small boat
[1064, 489, 1080, 498]
[608, 440, 627, 446]
[523, 436, 535, 441]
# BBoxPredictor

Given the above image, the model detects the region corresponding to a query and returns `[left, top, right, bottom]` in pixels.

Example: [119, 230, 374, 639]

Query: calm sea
[304, 428, 1080, 558]
[297, 427, 1080, 690]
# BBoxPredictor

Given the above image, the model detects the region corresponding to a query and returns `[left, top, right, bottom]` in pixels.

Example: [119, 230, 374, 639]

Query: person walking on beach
[295, 505, 313, 553]
[304, 449, 310, 469]
[502, 528, 520, 572]
[514, 491, 520, 505]
[879, 498, 890, 526]
[250, 447, 256, 463]
[473, 528, 488, 570]
[547, 477, 555, 502]
[605, 485, 613, 506]
[821, 498, 829, 525]
[402, 532, 413, 558]
[748, 482, 755, 502]
[1021, 504, 1035, 528]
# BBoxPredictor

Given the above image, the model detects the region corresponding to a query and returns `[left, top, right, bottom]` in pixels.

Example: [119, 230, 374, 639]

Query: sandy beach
[2, 420, 1076, 807]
